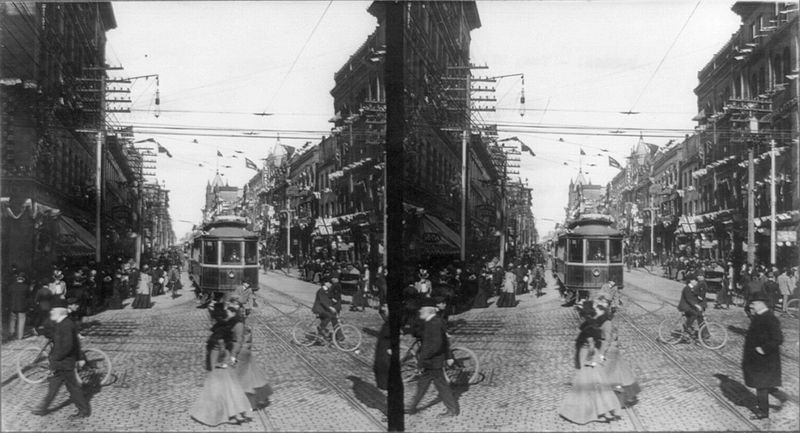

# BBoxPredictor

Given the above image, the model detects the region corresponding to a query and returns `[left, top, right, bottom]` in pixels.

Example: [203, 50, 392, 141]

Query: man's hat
[50, 298, 69, 310]
[53, 270, 63, 278]
[420, 298, 438, 308]
[749, 292, 770, 304]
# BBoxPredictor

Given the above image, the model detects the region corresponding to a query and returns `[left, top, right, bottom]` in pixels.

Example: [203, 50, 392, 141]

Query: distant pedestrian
[167, 264, 181, 299]
[763, 273, 780, 310]
[31, 299, 90, 419]
[404, 298, 459, 418]
[496, 265, 517, 308]
[132, 267, 152, 309]
[8, 273, 31, 340]
[777, 268, 795, 312]
[742, 293, 786, 420]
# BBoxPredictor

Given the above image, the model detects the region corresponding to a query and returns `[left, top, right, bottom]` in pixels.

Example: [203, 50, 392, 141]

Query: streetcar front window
[222, 241, 243, 264]
[245, 241, 258, 265]
[568, 238, 583, 262]
[587, 240, 607, 262]
[203, 241, 218, 264]
[610, 239, 623, 263]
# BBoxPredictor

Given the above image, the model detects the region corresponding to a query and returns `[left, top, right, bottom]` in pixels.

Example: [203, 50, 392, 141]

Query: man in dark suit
[405, 298, 459, 418]
[31, 299, 90, 419]
[678, 276, 704, 334]
[743, 293, 786, 420]
[311, 280, 338, 338]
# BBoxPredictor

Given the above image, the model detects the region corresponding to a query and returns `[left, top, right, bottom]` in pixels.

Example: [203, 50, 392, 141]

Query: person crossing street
[404, 298, 459, 418]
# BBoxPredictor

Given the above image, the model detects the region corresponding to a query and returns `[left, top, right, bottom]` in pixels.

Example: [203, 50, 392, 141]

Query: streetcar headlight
[592, 269, 600, 277]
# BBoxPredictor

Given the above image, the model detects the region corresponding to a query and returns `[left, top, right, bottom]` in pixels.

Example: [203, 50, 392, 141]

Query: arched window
[773, 54, 783, 85]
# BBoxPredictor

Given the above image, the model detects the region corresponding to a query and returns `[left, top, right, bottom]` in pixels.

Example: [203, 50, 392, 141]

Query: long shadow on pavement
[713, 373, 759, 414]
[346, 375, 387, 416]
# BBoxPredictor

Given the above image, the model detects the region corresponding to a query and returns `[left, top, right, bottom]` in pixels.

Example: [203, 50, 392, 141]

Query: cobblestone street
[1, 268, 798, 431]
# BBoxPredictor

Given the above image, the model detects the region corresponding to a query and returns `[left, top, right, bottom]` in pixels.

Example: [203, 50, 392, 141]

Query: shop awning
[313, 217, 335, 236]
[55, 215, 96, 256]
[418, 213, 461, 254]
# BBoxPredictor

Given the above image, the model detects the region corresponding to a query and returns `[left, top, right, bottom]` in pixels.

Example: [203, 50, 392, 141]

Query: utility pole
[770, 138, 776, 266]
[444, 64, 491, 261]
[384, 2, 405, 429]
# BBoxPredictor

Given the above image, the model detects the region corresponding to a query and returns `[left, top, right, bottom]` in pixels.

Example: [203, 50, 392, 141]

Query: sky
[105, 0, 746, 239]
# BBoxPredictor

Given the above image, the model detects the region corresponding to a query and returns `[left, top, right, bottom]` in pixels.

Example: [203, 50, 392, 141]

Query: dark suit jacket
[418, 316, 449, 369]
[49, 317, 81, 371]
[312, 288, 335, 315]
[678, 284, 702, 313]
[743, 309, 783, 388]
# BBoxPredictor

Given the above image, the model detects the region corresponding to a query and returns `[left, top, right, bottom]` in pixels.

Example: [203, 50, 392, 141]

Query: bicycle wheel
[292, 320, 320, 347]
[785, 299, 800, 319]
[17, 345, 51, 384]
[77, 348, 112, 387]
[698, 322, 728, 350]
[444, 346, 480, 385]
[332, 324, 362, 352]
[658, 316, 685, 345]
[399, 344, 420, 383]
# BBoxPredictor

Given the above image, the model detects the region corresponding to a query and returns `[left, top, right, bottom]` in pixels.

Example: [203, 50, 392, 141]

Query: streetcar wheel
[77, 348, 112, 387]
[332, 324, 362, 352]
[17, 346, 51, 384]
[399, 344, 419, 383]
[698, 322, 728, 350]
[658, 316, 685, 345]
[445, 346, 480, 386]
[291, 320, 320, 347]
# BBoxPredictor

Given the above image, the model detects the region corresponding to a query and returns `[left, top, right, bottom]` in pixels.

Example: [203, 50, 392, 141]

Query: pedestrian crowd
[4, 250, 185, 342]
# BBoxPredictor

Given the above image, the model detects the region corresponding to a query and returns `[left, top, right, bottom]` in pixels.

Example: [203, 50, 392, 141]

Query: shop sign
[423, 232, 441, 243]
[777, 230, 797, 245]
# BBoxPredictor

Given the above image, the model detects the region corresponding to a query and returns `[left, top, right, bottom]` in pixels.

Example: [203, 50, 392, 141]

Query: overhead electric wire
[625, 0, 703, 114]
[260, 0, 333, 114]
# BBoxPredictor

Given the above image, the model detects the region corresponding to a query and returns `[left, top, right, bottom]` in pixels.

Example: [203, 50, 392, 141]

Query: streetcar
[552, 214, 623, 302]
[188, 215, 259, 300]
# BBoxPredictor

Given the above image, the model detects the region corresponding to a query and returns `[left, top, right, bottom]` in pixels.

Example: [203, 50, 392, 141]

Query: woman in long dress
[497, 267, 517, 308]
[228, 302, 272, 410]
[595, 298, 640, 408]
[190, 302, 252, 426]
[131, 268, 152, 309]
[559, 300, 621, 424]
[471, 271, 491, 308]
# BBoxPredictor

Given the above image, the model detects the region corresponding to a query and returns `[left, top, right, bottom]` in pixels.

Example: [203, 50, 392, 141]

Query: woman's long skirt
[602, 346, 640, 407]
[496, 291, 516, 308]
[559, 349, 621, 424]
[232, 347, 272, 410]
[190, 368, 252, 426]
[131, 293, 151, 309]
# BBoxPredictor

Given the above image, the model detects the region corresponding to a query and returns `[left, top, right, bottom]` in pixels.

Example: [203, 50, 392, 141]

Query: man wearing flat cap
[742, 292, 786, 420]
[31, 299, 90, 419]
[405, 298, 459, 418]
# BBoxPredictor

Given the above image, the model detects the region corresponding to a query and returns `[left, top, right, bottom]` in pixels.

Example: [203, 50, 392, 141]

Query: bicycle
[782, 298, 800, 319]
[658, 311, 728, 350]
[291, 314, 362, 352]
[399, 338, 480, 386]
[16, 337, 112, 387]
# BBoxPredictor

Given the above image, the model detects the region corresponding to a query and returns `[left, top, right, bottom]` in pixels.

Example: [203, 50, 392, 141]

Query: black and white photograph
[0, 0, 798, 431]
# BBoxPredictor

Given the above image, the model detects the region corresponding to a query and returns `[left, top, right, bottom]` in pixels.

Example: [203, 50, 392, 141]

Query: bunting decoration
[157, 144, 173, 158]
[580, 148, 586, 156]
[217, 150, 223, 157]
[245, 158, 258, 170]
[608, 156, 622, 169]
[520, 143, 536, 157]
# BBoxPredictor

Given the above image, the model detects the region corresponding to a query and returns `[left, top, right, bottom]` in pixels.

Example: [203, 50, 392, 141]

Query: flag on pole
[245, 157, 258, 170]
[157, 144, 173, 158]
[608, 156, 622, 169]
[281, 144, 296, 159]
[580, 148, 586, 156]
[217, 150, 223, 157]
[520, 143, 536, 157]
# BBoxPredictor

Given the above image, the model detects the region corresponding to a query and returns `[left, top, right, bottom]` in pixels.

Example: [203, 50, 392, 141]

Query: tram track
[618, 277, 800, 431]
[249, 282, 385, 431]
[624, 279, 800, 366]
